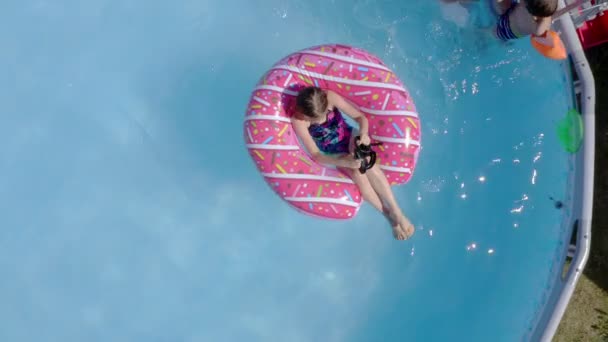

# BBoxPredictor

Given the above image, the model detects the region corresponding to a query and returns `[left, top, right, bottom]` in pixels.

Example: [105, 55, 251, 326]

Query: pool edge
[533, 1, 597, 341]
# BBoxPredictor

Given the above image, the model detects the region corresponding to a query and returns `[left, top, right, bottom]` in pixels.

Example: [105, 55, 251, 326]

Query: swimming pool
[0, 0, 594, 341]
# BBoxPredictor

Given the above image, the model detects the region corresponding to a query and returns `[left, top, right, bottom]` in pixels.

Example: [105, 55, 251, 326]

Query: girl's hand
[341, 157, 361, 170]
[358, 134, 371, 146]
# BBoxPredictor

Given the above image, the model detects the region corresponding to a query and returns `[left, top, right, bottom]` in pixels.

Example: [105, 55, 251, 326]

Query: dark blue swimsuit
[308, 108, 353, 155]
[495, 0, 521, 41]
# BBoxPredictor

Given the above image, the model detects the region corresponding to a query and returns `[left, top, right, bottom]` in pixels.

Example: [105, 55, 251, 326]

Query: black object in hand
[353, 136, 383, 174]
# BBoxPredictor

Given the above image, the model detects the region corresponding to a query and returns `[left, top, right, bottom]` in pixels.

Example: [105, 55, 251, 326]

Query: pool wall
[529, 1, 596, 340]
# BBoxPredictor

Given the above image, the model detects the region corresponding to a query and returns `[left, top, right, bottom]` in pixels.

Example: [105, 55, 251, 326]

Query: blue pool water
[0, 0, 575, 341]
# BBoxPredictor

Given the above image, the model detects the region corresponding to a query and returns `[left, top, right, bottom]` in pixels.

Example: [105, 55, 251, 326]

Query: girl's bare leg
[345, 133, 412, 239]
[338, 167, 407, 240]
[364, 165, 415, 238]
[347, 131, 414, 238]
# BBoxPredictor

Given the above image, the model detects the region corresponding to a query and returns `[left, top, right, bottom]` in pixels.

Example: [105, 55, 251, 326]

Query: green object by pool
[557, 109, 584, 153]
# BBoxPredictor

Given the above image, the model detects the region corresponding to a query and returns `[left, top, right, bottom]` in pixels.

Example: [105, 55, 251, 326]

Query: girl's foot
[392, 223, 406, 240]
[398, 215, 415, 239]
[383, 211, 406, 240]
[385, 213, 407, 240]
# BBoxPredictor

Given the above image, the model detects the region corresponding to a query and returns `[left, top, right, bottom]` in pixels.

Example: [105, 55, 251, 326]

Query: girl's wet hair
[296, 86, 328, 118]
[525, 0, 558, 17]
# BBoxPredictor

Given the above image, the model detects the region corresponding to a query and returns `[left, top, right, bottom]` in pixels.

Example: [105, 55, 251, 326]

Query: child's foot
[392, 225, 404, 240]
[383, 211, 406, 240]
[386, 211, 409, 240]
[398, 215, 415, 239]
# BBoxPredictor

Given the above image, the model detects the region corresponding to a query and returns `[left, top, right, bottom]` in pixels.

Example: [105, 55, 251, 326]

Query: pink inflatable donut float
[243, 44, 421, 220]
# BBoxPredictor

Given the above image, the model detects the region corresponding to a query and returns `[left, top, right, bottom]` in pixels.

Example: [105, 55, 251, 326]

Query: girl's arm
[553, 0, 586, 19]
[291, 117, 360, 169]
[534, 16, 553, 36]
[327, 90, 370, 138]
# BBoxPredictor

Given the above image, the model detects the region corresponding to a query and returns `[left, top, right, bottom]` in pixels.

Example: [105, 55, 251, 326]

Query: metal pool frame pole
[539, 0, 596, 340]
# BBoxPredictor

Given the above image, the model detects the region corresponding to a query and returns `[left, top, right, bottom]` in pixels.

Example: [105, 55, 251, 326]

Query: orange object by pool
[531, 30, 567, 60]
